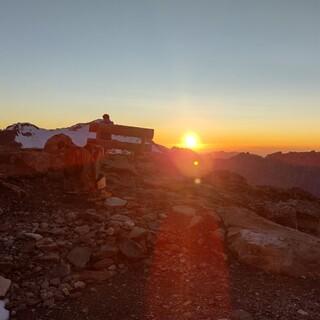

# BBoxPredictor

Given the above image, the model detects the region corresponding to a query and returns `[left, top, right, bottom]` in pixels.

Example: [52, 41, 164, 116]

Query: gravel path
[17, 223, 320, 320]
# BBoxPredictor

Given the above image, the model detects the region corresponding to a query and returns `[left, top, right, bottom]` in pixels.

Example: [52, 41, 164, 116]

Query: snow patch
[15, 124, 95, 149]
[13, 125, 143, 149]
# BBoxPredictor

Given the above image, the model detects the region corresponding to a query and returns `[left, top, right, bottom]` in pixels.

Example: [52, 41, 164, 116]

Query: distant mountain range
[213, 152, 320, 197]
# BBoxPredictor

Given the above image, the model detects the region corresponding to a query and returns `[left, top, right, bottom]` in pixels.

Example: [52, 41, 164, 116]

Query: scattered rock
[172, 205, 196, 216]
[93, 258, 114, 270]
[105, 197, 127, 207]
[67, 247, 92, 269]
[24, 232, 43, 241]
[231, 309, 253, 320]
[74, 225, 90, 235]
[38, 253, 60, 263]
[97, 244, 119, 258]
[118, 239, 145, 259]
[297, 309, 309, 316]
[128, 226, 147, 239]
[0, 276, 11, 297]
[73, 281, 86, 290]
[75, 270, 113, 282]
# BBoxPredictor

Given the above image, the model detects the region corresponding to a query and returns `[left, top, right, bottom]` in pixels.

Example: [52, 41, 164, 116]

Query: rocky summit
[0, 148, 320, 320]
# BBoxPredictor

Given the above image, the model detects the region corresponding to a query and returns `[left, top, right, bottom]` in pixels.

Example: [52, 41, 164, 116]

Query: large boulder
[44, 134, 74, 153]
[263, 200, 320, 236]
[6, 150, 64, 175]
[216, 207, 320, 278]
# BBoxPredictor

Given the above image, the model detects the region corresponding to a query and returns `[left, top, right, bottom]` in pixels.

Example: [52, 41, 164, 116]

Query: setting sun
[182, 132, 200, 149]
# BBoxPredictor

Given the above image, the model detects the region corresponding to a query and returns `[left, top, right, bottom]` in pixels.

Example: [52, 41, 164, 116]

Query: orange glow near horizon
[2, 114, 320, 155]
[154, 127, 320, 155]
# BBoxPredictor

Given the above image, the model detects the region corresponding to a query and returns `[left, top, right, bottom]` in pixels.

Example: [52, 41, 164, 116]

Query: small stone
[40, 222, 49, 229]
[49, 278, 60, 287]
[97, 244, 118, 258]
[74, 225, 90, 235]
[108, 265, 117, 271]
[61, 287, 70, 296]
[128, 227, 147, 239]
[297, 309, 308, 316]
[172, 205, 196, 216]
[159, 213, 167, 219]
[67, 247, 91, 269]
[24, 232, 43, 241]
[38, 253, 60, 263]
[231, 309, 253, 320]
[93, 258, 114, 270]
[106, 227, 115, 236]
[75, 270, 113, 281]
[119, 239, 145, 259]
[74, 281, 86, 289]
[0, 276, 11, 297]
[41, 280, 49, 289]
[43, 298, 55, 308]
[122, 220, 135, 230]
[50, 261, 71, 277]
[82, 307, 89, 314]
[105, 197, 127, 207]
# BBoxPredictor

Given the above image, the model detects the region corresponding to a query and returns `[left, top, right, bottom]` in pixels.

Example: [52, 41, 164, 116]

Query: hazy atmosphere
[1, 0, 320, 152]
[1, 2, 320, 320]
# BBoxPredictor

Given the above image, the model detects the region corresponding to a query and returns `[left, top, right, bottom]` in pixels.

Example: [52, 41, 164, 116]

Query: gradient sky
[1, 0, 320, 152]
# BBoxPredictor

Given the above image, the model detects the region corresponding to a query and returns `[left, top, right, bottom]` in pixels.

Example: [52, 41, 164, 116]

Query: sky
[0, 0, 320, 153]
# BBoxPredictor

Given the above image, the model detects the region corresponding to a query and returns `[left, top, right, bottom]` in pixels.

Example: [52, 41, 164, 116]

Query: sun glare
[183, 132, 200, 149]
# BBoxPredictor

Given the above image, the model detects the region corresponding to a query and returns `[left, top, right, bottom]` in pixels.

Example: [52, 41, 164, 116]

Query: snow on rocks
[12, 123, 95, 149]
[4, 120, 161, 152]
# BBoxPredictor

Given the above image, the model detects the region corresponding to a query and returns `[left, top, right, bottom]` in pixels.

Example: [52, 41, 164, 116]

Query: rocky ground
[1, 152, 320, 320]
